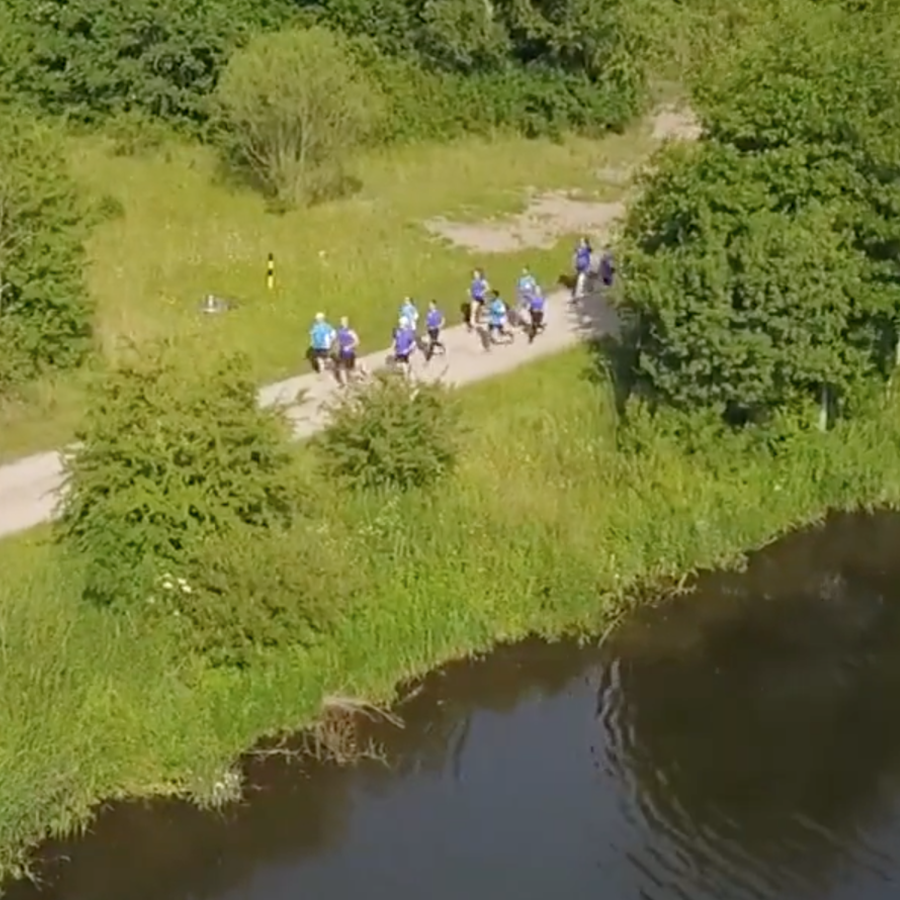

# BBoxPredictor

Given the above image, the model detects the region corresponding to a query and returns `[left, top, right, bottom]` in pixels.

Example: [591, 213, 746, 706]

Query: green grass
[4, 346, 900, 885]
[0, 121, 656, 462]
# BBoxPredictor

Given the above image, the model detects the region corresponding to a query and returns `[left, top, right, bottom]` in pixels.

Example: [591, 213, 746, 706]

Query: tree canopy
[618, 0, 900, 423]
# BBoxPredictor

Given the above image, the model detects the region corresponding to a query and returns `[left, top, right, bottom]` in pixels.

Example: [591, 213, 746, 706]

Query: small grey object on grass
[199, 294, 232, 314]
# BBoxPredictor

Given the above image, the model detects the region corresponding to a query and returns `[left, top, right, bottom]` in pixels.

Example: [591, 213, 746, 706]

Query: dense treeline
[0, 0, 645, 140]
[617, 0, 900, 427]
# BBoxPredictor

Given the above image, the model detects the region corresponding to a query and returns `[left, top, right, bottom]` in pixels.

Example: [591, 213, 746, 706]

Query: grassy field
[3, 345, 900, 885]
[0, 121, 656, 462]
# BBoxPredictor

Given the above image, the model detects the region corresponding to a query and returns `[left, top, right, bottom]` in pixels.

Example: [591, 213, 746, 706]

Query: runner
[599, 249, 615, 288]
[468, 268, 490, 330]
[425, 300, 446, 362]
[399, 296, 419, 332]
[573, 236, 593, 301]
[334, 316, 359, 386]
[393, 316, 417, 378]
[309, 312, 336, 374]
[515, 266, 538, 329]
[527, 285, 546, 345]
[487, 290, 513, 347]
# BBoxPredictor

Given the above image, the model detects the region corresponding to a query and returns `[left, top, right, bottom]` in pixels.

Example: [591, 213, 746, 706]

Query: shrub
[160, 521, 361, 668]
[214, 26, 380, 206]
[57, 341, 301, 608]
[0, 111, 92, 388]
[317, 373, 462, 491]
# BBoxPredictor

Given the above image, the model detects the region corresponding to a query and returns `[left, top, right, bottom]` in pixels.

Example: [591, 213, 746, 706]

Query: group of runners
[307, 236, 612, 383]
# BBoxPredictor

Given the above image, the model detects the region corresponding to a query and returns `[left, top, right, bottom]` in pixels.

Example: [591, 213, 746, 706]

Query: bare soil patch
[426, 105, 699, 255]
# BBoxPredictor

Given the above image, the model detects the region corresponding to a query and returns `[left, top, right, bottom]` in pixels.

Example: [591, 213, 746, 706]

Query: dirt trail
[0, 105, 697, 541]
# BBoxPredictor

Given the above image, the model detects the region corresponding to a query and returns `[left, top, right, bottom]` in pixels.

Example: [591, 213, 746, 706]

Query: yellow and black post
[266, 253, 275, 291]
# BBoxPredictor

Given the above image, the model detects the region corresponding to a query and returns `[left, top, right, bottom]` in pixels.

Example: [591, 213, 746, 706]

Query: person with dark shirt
[572, 236, 592, 301]
[393, 316, 417, 378]
[425, 300, 446, 362]
[528, 287, 546, 344]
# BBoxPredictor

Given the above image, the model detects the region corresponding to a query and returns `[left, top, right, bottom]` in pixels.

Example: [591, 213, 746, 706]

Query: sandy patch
[426, 105, 700, 255]
[426, 193, 625, 254]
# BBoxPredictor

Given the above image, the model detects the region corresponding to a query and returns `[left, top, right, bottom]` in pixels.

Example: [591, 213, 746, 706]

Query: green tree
[214, 26, 380, 206]
[0, 0, 293, 125]
[318, 373, 462, 491]
[0, 111, 92, 387]
[619, 142, 889, 421]
[57, 342, 300, 608]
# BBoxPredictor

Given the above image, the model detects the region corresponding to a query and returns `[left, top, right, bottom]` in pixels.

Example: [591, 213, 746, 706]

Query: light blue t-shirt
[310, 321, 335, 350]
[400, 301, 418, 324]
[489, 298, 506, 325]
[517, 274, 537, 299]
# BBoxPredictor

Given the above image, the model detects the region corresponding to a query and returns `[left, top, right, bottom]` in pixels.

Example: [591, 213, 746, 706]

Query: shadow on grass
[211, 155, 363, 213]
[583, 334, 637, 418]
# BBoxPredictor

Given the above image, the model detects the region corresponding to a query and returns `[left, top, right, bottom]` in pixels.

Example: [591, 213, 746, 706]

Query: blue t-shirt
[517, 274, 537, 299]
[529, 292, 545, 312]
[310, 322, 334, 350]
[489, 298, 506, 325]
[575, 245, 592, 273]
[600, 252, 615, 285]
[400, 301, 418, 324]
[426, 308, 443, 330]
[394, 327, 416, 356]
[471, 277, 488, 301]
[336, 326, 357, 356]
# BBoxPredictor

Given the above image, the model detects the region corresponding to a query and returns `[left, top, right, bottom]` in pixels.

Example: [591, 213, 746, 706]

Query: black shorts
[394, 352, 410, 365]
[530, 309, 544, 329]
[428, 327, 441, 343]
[338, 352, 356, 370]
[313, 347, 329, 361]
[488, 321, 505, 333]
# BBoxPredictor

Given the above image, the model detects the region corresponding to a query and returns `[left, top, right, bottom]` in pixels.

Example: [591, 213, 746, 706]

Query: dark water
[9, 512, 900, 900]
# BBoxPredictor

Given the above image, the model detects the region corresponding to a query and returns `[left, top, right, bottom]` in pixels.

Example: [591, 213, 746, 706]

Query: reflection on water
[8, 513, 900, 900]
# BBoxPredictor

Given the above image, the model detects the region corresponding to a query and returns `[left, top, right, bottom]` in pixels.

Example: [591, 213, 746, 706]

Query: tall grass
[0, 122, 655, 461]
[3, 347, 900, 884]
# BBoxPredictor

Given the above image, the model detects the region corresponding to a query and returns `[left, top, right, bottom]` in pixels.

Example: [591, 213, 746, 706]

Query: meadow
[3, 344, 900, 885]
[0, 120, 656, 462]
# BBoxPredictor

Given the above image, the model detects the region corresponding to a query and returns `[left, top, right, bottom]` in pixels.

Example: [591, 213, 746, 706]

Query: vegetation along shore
[0, 0, 899, 889]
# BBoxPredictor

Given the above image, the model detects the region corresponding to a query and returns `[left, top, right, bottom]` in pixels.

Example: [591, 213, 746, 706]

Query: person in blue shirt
[515, 266, 538, 328]
[527, 285, 546, 344]
[393, 316, 417, 377]
[599, 249, 615, 288]
[573, 236, 593, 301]
[399, 297, 419, 332]
[334, 316, 359, 385]
[425, 300, 445, 362]
[487, 291, 513, 347]
[468, 268, 490, 330]
[309, 312, 335, 374]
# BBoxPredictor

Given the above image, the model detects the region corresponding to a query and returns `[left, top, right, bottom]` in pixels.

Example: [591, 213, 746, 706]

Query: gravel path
[0, 285, 616, 540]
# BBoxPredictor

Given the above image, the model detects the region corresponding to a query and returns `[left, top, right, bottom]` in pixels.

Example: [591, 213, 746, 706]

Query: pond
[9, 512, 900, 900]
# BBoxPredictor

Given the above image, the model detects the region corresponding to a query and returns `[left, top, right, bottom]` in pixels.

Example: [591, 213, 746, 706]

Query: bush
[0, 111, 93, 388]
[162, 522, 361, 668]
[57, 341, 301, 609]
[617, 1, 900, 425]
[317, 373, 462, 491]
[214, 26, 380, 206]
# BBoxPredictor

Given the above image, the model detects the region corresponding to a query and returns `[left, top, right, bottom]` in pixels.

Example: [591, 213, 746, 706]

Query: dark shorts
[530, 309, 545, 329]
[488, 321, 505, 333]
[312, 347, 329, 360]
[428, 327, 441, 343]
[394, 352, 410, 365]
[338, 352, 356, 370]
